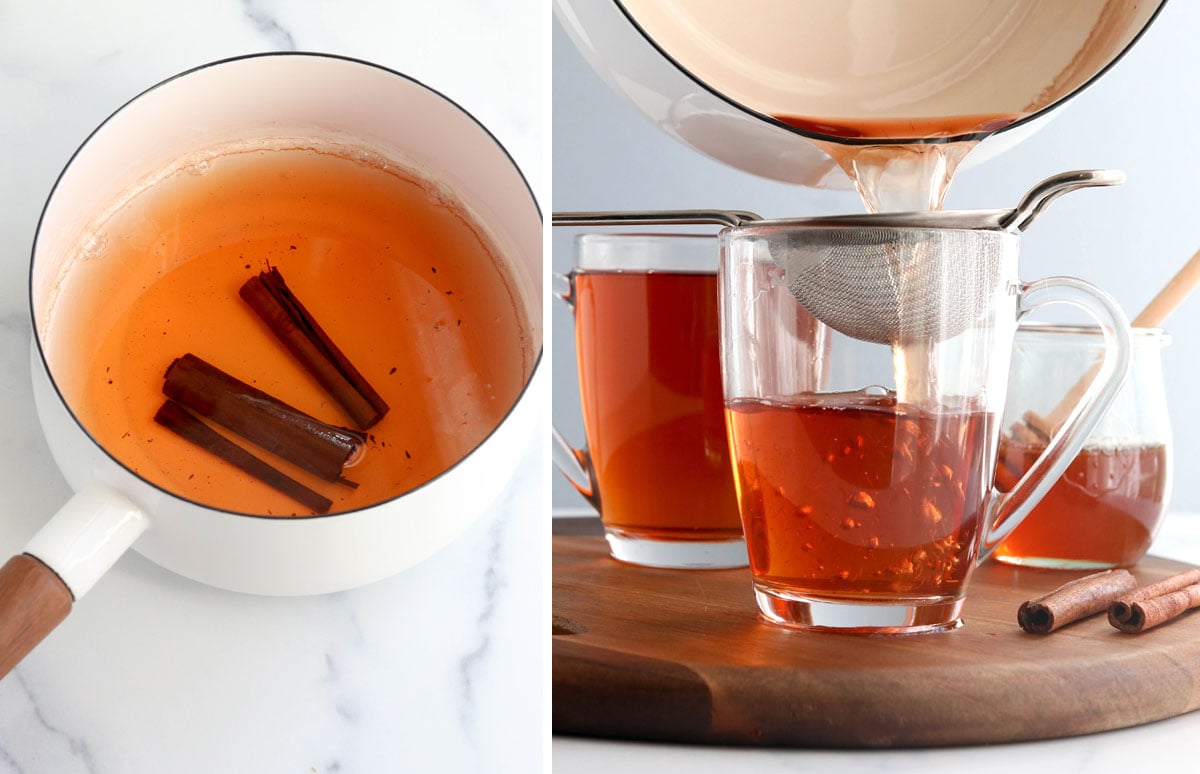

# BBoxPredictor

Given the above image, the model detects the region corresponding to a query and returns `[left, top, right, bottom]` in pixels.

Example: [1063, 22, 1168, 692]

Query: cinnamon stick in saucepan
[163, 353, 364, 484]
[1108, 569, 1200, 633]
[1017, 569, 1138, 634]
[240, 267, 389, 429]
[154, 399, 333, 514]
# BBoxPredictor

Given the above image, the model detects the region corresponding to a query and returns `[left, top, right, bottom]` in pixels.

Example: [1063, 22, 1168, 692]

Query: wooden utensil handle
[1024, 246, 1200, 439]
[0, 553, 73, 680]
[1132, 246, 1200, 328]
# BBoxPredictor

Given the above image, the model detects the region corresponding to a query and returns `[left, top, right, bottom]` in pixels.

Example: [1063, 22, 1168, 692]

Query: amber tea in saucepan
[40, 143, 535, 515]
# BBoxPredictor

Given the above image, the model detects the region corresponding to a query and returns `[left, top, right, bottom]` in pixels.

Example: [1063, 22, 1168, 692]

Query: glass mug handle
[981, 276, 1133, 555]
[550, 272, 601, 511]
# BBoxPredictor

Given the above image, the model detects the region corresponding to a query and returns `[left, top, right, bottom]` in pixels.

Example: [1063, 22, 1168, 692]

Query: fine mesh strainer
[554, 170, 1123, 344]
[756, 224, 1012, 344]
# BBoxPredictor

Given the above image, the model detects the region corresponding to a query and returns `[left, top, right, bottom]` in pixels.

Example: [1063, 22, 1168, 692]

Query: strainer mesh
[773, 227, 1009, 344]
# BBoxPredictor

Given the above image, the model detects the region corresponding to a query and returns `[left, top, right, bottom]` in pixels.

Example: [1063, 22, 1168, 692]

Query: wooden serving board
[553, 527, 1200, 748]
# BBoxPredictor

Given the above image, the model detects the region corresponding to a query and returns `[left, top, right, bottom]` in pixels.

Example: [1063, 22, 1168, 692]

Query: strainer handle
[980, 277, 1133, 555]
[553, 210, 762, 228]
[999, 170, 1125, 233]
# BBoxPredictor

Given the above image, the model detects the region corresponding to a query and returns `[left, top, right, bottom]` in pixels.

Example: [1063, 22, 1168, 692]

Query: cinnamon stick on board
[1108, 569, 1200, 633]
[154, 399, 333, 514]
[240, 267, 389, 430]
[163, 353, 365, 484]
[1018, 569, 1138, 634]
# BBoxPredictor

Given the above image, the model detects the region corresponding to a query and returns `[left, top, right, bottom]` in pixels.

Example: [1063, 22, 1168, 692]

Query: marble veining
[3, 672, 95, 774]
[241, 0, 298, 51]
[458, 514, 508, 738]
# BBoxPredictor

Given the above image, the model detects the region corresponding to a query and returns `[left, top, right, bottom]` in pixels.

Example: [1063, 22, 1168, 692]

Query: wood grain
[553, 531, 1200, 748]
[0, 554, 73, 680]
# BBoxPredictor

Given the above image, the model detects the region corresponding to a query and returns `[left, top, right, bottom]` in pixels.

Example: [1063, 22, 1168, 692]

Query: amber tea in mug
[556, 234, 745, 568]
[720, 221, 1131, 633]
[728, 393, 993, 601]
[42, 141, 536, 516]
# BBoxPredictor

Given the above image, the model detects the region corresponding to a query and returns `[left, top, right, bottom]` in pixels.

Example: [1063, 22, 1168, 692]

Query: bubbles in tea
[725, 392, 993, 600]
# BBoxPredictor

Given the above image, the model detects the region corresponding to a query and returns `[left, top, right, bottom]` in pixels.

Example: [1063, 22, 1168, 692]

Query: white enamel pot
[1, 53, 542, 678]
[553, 0, 1165, 188]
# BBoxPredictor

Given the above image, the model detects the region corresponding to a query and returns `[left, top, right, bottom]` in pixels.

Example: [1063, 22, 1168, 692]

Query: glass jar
[994, 325, 1172, 569]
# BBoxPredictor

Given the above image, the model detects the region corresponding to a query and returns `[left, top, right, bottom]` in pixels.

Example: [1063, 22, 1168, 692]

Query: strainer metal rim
[555, 169, 1126, 234]
[721, 209, 1021, 235]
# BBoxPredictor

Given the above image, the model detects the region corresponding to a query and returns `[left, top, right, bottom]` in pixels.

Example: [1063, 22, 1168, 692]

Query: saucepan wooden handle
[0, 553, 74, 679]
[0, 484, 151, 680]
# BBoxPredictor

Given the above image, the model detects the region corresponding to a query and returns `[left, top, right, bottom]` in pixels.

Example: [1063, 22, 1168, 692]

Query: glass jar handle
[981, 276, 1133, 555]
[551, 272, 601, 511]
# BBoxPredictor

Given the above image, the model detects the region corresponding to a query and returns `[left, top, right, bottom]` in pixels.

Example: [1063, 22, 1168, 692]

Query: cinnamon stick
[240, 267, 389, 429]
[1109, 586, 1200, 633]
[154, 399, 332, 514]
[163, 353, 365, 483]
[1108, 569, 1200, 633]
[1007, 419, 1045, 447]
[1017, 569, 1138, 634]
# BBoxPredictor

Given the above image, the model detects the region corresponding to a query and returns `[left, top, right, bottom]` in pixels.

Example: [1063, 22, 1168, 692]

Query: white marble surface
[0, 2, 545, 773]
[552, 511, 1200, 773]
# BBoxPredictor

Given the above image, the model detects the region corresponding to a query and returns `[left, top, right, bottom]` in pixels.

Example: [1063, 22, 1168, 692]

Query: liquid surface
[44, 145, 534, 515]
[574, 271, 741, 540]
[725, 394, 993, 599]
[994, 441, 1170, 567]
[621, 1, 1154, 130]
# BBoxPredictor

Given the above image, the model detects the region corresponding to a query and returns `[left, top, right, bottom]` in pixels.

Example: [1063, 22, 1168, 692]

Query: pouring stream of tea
[785, 114, 1021, 214]
[801, 115, 1021, 406]
[1019, 246, 1200, 440]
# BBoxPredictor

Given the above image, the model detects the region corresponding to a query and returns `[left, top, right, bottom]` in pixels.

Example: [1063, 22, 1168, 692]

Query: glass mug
[720, 220, 1132, 633]
[554, 233, 747, 568]
[994, 325, 1172, 569]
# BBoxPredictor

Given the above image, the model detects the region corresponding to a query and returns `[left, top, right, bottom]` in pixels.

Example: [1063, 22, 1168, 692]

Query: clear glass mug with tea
[720, 213, 1132, 634]
[994, 325, 1172, 569]
[554, 233, 748, 569]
